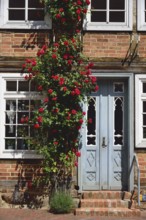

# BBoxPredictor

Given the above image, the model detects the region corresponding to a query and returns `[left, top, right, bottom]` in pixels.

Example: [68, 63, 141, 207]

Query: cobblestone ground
[0, 208, 146, 220]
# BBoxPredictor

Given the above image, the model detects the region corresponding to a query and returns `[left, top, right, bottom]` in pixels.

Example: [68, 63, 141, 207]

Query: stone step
[80, 199, 130, 208]
[83, 191, 123, 200]
[75, 207, 141, 217]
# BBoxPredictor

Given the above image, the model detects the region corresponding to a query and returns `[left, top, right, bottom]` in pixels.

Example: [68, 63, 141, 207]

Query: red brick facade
[0, 29, 146, 192]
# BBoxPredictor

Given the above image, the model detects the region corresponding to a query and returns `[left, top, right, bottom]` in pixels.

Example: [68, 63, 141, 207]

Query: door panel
[82, 79, 128, 190]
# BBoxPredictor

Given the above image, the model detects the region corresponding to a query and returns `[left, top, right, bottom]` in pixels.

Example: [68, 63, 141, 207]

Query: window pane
[143, 102, 146, 112]
[5, 139, 15, 150]
[110, 12, 124, 22]
[6, 81, 17, 91]
[18, 100, 29, 111]
[28, 10, 44, 20]
[28, 0, 44, 8]
[91, 0, 106, 9]
[9, 0, 25, 8]
[17, 139, 28, 150]
[9, 10, 25, 20]
[143, 83, 146, 93]
[143, 127, 146, 138]
[143, 114, 146, 125]
[110, 0, 125, 10]
[91, 11, 106, 22]
[19, 81, 29, 91]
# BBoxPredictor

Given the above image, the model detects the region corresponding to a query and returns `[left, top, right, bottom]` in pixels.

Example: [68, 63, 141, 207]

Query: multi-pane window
[84, 0, 132, 31]
[0, 0, 51, 29]
[138, 0, 146, 31]
[4, 78, 41, 152]
[8, 0, 44, 21]
[135, 75, 146, 148]
[91, 0, 125, 23]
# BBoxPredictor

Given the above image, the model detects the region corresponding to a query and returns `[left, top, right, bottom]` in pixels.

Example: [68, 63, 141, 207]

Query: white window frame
[83, 0, 132, 31]
[0, 0, 52, 29]
[135, 74, 146, 148]
[137, 0, 146, 31]
[0, 73, 42, 159]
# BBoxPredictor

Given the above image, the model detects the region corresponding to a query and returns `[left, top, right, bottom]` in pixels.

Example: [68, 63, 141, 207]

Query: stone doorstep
[75, 207, 141, 217]
[80, 199, 130, 208]
[83, 191, 123, 200]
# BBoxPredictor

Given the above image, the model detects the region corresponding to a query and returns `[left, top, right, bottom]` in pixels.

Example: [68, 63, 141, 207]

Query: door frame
[78, 72, 134, 193]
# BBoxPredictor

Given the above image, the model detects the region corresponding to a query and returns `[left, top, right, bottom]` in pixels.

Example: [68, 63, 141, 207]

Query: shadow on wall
[20, 32, 50, 50]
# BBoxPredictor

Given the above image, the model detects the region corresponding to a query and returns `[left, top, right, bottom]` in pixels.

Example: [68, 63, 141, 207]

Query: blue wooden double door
[82, 79, 129, 190]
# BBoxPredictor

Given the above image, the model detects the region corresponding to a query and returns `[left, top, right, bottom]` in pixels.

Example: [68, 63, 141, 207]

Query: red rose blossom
[34, 123, 40, 129]
[38, 108, 44, 113]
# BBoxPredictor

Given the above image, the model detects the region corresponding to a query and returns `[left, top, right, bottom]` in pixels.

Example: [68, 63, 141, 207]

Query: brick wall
[0, 31, 50, 58]
[135, 152, 146, 187]
[83, 33, 130, 59]
[0, 160, 42, 192]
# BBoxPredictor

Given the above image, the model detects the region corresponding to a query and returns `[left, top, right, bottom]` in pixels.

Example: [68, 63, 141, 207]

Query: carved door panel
[82, 79, 128, 190]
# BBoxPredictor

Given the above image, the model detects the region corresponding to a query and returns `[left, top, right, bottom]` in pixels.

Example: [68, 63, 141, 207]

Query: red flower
[71, 91, 75, 96]
[63, 54, 68, 59]
[82, 111, 86, 115]
[24, 75, 29, 80]
[52, 54, 57, 59]
[77, 0, 82, 5]
[42, 44, 47, 50]
[37, 85, 43, 91]
[37, 49, 45, 57]
[88, 118, 92, 123]
[56, 14, 61, 19]
[64, 41, 69, 46]
[76, 151, 81, 157]
[43, 97, 49, 103]
[48, 89, 53, 94]
[22, 64, 26, 69]
[52, 96, 57, 101]
[54, 141, 58, 145]
[54, 108, 59, 113]
[20, 117, 25, 123]
[94, 85, 99, 91]
[63, 87, 67, 92]
[90, 76, 97, 83]
[76, 29, 81, 33]
[53, 43, 59, 47]
[76, 9, 81, 14]
[86, 0, 90, 5]
[74, 161, 78, 167]
[82, 8, 87, 13]
[79, 119, 83, 124]
[32, 60, 37, 66]
[74, 88, 81, 95]
[38, 108, 44, 113]
[59, 8, 64, 12]
[59, 77, 65, 85]
[67, 60, 72, 65]
[34, 123, 40, 129]
[71, 109, 77, 115]
[37, 116, 43, 123]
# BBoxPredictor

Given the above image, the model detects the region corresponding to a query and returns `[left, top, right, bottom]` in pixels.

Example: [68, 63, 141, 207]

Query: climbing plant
[22, 0, 98, 188]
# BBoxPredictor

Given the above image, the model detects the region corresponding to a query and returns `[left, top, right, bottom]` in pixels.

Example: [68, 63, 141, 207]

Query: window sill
[83, 22, 132, 31]
[0, 150, 43, 159]
[135, 141, 146, 148]
[0, 21, 52, 29]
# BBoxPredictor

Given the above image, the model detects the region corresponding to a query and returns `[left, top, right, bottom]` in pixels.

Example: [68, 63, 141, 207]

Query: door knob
[102, 137, 107, 148]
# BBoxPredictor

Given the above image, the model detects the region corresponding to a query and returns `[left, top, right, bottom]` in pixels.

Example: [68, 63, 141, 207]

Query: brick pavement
[0, 208, 146, 220]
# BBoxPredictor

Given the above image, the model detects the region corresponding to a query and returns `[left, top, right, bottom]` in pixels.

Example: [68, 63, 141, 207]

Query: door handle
[102, 137, 107, 148]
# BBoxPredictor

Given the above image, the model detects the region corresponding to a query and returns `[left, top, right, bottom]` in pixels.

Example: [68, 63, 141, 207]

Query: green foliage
[22, 0, 98, 186]
[50, 191, 74, 214]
